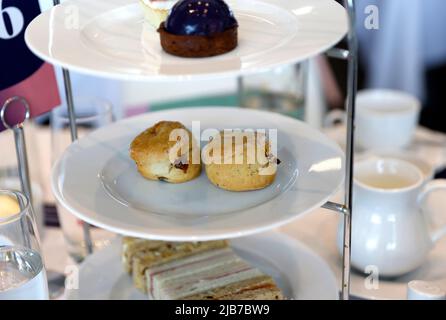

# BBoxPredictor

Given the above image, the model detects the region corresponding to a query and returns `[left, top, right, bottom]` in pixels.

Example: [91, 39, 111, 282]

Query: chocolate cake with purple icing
[158, 0, 238, 57]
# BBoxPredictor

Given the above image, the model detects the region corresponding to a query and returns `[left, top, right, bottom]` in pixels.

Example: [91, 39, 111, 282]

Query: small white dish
[52, 107, 344, 241]
[25, 0, 347, 81]
[65, 231, 339, 300]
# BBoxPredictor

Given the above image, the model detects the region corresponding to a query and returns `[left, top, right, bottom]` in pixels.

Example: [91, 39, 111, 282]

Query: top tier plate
[25, 0, 347, 81]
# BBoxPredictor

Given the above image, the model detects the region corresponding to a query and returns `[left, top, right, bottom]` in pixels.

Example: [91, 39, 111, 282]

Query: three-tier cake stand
[26, 0, 358, 300]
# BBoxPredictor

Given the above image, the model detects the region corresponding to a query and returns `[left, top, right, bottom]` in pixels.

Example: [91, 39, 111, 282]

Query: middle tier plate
[52, 107, 344, 241]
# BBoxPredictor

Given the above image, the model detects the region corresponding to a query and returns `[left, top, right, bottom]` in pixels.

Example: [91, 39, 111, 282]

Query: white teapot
[338, 158, 446, 277]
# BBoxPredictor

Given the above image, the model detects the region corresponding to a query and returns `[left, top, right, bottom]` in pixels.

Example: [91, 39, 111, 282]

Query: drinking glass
[239, 63, 307, 119]
[51, 97, 116, 262]
[0, 189, 49, 300]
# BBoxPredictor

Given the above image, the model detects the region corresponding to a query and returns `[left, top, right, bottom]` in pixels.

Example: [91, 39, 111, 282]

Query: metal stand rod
[61, 69, 78, 141]
[340, 0, 358, 300]
[53, 0, 93, 255]
[13, 126, 32, 200]
[60, 69, 94, 255]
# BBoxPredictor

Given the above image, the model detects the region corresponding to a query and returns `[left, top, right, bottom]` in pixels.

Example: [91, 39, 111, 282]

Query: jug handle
[417, 179, 446, 244]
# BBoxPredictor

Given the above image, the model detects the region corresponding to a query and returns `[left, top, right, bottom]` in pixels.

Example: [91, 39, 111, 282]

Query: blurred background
[330, 0, 446, 133]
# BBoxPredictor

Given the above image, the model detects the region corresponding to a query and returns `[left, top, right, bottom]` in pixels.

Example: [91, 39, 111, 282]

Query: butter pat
[0, 195, 20, 218]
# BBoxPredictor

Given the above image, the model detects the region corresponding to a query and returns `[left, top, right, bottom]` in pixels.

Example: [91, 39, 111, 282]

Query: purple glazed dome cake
[158, 0, 238, 57]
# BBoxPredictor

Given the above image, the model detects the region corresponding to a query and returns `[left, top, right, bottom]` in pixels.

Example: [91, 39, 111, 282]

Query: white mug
[337, 158, 446, 277]
[325, 89, 421, 151]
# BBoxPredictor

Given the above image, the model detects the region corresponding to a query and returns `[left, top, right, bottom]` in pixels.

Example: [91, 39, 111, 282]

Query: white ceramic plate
[52, 107, 344, 241]
[65, 232, 339, 300]
[25, 0, 347, 81]
[282, 193, 446, 300]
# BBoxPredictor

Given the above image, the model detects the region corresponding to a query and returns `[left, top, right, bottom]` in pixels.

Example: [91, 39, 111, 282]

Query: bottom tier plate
[65, 231, 338, 300]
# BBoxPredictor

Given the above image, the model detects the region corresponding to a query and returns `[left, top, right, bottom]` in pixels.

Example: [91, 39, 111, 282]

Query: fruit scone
[203, 131, 280, 191]
[130, 121, 201, 184]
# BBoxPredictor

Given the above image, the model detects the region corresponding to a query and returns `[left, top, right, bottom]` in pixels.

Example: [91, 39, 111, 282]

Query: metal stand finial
[1, 96, 33, 203]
